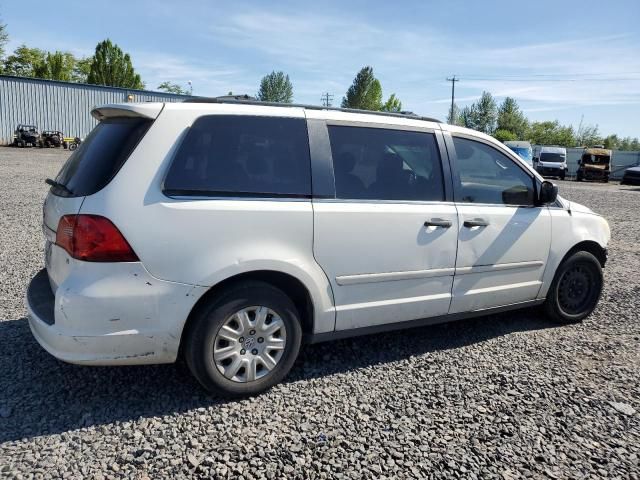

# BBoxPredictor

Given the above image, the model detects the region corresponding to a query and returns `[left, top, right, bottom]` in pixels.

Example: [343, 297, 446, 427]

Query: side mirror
[538, 181, 558, 205]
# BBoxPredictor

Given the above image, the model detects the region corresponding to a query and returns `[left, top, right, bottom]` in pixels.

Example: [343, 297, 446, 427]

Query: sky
[2, 0, 639, 137]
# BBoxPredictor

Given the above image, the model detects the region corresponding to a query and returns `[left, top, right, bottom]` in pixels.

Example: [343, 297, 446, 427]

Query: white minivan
[27, 99, 610, 396]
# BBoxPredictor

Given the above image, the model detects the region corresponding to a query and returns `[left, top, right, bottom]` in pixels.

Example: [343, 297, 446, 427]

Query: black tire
[576, 172, 583, 182]
[184, 281, 302, 397]
[544, 251, 603, 324]
[560, 172, 566, 181]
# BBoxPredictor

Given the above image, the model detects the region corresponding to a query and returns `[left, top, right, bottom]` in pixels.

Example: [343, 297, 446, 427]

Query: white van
[27, 98, 610, 396]
[533, 146, 568, 180]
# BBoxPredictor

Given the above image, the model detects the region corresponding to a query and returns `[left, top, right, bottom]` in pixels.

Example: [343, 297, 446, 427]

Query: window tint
[164, 116, 311, 197]
[453, 137, 534, 206]
[328, 126, 444, 201]
[540, 152, 565, 162]
[53, 118, 152, 197]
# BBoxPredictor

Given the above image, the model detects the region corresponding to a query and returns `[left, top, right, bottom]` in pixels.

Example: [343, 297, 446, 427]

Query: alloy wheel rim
[213, 306, 287, 383]
[558, 265, 594, 314]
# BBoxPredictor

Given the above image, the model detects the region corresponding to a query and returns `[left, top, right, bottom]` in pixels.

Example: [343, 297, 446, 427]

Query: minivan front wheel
[184, 281, 302, 397]
[544, 251, 603, 323]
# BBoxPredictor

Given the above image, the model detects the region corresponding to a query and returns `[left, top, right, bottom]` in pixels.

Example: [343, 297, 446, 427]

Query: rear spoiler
[91, 103, 164, 121]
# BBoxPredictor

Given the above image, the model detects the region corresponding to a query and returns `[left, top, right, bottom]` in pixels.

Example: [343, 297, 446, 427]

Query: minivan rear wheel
[544, 251, 603, 324]
[184, 281, 302, 397]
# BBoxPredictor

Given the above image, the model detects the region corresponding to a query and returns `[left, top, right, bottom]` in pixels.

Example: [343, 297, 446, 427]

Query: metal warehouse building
[0, 75, 189, 145]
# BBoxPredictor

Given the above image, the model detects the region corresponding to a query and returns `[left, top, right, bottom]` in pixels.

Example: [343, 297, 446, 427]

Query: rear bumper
[26, 266, 205, 366]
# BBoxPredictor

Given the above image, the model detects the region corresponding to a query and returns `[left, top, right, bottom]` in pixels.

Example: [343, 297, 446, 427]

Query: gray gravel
[1, 147, 639, 479]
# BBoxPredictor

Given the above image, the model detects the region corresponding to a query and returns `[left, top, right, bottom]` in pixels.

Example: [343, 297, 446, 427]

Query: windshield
[508, 146, 532, 162]
[540, 152, 565, 163]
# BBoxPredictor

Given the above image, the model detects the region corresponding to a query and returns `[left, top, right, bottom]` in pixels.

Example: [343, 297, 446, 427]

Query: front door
[446, 134, 551, 313]
[312, 122, 459, 331]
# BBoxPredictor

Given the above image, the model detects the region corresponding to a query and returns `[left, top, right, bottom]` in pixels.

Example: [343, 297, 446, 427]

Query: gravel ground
[0, 147, 639, 479]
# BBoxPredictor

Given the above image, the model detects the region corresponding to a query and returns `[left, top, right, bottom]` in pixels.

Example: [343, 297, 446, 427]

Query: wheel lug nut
[252, 349, 258, 355]
[240, 349, 246, 355]
[239, 337, 245, 343]
[249, 330, 256, 335]
[257, 337, 264, 343]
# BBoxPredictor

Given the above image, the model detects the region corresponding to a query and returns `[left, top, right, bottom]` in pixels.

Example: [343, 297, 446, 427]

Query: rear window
[52, 118, 152, 197]
[163, 115, 311, 197]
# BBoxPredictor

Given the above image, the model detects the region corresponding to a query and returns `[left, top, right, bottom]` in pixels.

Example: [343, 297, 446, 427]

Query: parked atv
[13, 124, 40, 147]
[39, 130, 64, 148]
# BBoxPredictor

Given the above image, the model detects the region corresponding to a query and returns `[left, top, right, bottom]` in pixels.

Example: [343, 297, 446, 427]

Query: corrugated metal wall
[0, 75, 188, 144]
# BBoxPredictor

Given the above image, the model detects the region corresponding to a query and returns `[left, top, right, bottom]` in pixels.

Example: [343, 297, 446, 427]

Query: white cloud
[132, 52, 253, 94]
[202, 10, 640, 118]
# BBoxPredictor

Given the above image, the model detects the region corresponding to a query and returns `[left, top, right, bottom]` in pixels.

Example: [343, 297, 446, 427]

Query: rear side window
[53, 118, 152, 197]
[328, 125, 444, 201]
[164, 115, 311, 197]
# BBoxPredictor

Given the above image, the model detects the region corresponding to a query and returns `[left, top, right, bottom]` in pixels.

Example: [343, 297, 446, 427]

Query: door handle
[463, 218, 489, 228]
[424, 218, 452, 228]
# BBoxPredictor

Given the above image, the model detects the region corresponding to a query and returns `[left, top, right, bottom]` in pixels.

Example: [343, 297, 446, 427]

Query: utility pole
[446, 76, 459, 124]
[321, 92, 334, 107]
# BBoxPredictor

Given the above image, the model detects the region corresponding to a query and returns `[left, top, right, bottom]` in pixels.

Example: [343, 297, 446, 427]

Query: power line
[467, 71, 640, 78]
[320, 92, 334, 107]
[446, 76, 459, 123]
[460, 76, 640, 82]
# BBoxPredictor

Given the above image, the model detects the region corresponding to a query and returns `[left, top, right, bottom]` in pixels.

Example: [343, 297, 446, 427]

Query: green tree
[342, 66, 383, 111]
[602, 134, 619, 150]
[527, 121, 575, 147]
[473, 91, 498, 134]
[496, 97, 528, 139]
[618, 137, 640, 151]
[257, 71, 293, 103]
[87, 39, 144, 89]
[460, 105, 476, 129]
[2, 45, 46, 77]
[0, 17, 8, 65]
[494, 129, 518, 142]
[447, 103, 460, 125]
[157, 81, 188, 95]
[381, 93, 402, 112]
[460, 92, 497, 134]
[575, 124, 602, 147]
[34, 51, 76, 81]
[72, 56, 92, 83]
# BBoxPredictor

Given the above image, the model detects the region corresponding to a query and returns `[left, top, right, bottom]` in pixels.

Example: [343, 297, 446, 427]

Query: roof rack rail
[182, 96, 441, 123]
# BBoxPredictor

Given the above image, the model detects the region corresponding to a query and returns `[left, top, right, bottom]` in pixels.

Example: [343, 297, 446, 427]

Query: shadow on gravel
[0, 309, 556, 443]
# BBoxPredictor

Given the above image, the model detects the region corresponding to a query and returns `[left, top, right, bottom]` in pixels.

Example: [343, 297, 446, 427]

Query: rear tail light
[55, 215, 139, 262]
